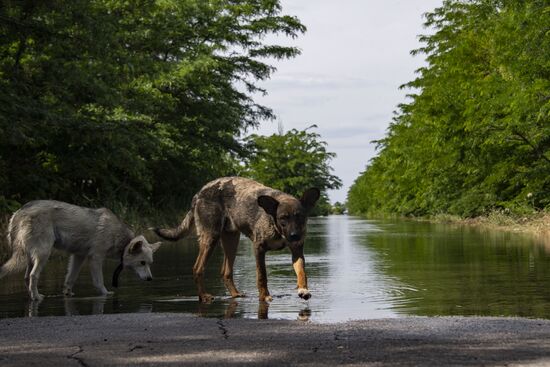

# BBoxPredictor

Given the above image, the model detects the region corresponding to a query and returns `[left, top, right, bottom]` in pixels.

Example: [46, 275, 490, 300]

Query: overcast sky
[253, 0, 443, 203]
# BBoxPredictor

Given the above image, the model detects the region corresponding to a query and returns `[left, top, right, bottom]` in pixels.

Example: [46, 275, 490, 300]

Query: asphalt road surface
[2, 313, 550, 366]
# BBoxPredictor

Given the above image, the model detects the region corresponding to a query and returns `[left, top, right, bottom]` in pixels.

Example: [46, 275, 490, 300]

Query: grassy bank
[350, 208, 550, 240]
[431, 210, 550, 237]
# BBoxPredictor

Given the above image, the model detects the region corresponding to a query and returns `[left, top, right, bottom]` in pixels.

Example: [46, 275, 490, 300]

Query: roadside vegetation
[0, 1, 341, 222]
[348, 1, 550, 225]
[331, 202, 346, 215]
[0, 0, 305, 214]
[243, 125, 342, 216]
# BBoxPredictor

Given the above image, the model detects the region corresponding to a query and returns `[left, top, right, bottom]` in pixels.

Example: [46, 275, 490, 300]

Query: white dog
[0, 200, 161, 300]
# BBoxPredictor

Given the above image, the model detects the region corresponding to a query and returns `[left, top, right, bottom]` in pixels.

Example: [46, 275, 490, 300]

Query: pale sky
[253, 0, 443, 203]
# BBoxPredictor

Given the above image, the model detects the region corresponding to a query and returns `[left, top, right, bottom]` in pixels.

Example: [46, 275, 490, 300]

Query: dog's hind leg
[63, 254, 86, 296]
[193, 232, 220, 303]
[193, 200, 223, 303]
[25, 227, 55, 300]
[220, 231, 243, 298]
[24, 256, 33, 288]
[28, 250, 50, 301]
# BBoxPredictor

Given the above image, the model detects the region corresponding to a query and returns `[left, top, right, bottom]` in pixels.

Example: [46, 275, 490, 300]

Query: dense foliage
[244, 126, 342, 215]
[331, 201, 346, 215]
[0, 0, 305, 213]
[348, 0, 550, 217]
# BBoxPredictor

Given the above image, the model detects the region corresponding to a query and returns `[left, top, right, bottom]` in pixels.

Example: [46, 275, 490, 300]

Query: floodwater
[2, 215, 550, 322]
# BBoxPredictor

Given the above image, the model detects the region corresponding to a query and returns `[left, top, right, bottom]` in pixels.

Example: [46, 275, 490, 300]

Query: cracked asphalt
[2, 313, 550, 366]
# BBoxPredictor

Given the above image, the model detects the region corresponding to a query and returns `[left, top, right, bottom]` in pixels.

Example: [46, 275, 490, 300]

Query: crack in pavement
[129, 345, 145, 352]
[217, 319, 229, 340]
[67, 346, 89, 367]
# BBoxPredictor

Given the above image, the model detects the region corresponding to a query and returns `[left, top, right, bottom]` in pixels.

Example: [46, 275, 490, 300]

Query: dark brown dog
[153, 177, 320, 303]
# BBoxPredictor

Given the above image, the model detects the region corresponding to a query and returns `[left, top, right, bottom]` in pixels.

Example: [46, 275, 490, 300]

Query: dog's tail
[0, 213, 26, 279]
[152, 210, 195, 241]
[0, 250, 25, 279]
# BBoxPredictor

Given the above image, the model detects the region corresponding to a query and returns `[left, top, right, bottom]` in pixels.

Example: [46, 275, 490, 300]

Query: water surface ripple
[2, 215, 550, 322]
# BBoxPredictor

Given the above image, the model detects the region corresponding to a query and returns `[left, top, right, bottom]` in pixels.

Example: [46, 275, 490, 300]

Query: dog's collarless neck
[115, 238, 132, 260]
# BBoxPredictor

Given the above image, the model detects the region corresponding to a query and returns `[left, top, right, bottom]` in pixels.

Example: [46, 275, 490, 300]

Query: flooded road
[2, 215, 550, 322]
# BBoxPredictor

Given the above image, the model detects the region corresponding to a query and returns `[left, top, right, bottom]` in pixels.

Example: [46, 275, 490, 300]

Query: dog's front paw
[261, 295, 273, 302]
[298, 288, 311, 300]
[199, 293, 214, 303]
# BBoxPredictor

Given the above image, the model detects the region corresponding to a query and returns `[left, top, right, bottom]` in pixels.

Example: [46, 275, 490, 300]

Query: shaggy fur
[1, 200, 161, 300]
[154, 177, 319, 303]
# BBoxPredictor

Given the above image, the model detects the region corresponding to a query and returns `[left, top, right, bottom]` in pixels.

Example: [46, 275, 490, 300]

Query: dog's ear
[258, 195, 279, 219]
[129, 239, 143, 254]
[150, 242, 162, 253]
[300, 188, 321, 212]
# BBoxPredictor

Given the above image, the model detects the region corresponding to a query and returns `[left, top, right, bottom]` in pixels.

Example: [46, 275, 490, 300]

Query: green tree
[331, 201, 346, 215]
[244, 125, 342, 216]
[0, 0, 305, 213]
[348, 0, 550, 217]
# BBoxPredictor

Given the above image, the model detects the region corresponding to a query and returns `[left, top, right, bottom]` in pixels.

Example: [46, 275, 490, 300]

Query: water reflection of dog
[196, 299, 240, 318]
[195, 299, 270, 319]
[196, 299, 311, 321]
[204, 299, 269, 319]
[259, 302, 312, 321]
[63, 296, 108, 316]
[27, 296, 107, 317]
[64, 295, 153, 316]
[27, 298, 42, 317]
[297, 307, 311, 321]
